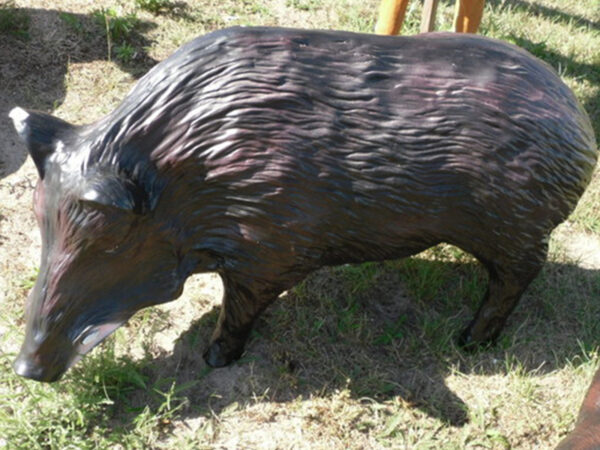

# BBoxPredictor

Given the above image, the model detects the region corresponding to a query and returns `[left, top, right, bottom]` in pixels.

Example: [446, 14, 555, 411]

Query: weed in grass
[451, 267, 487, 312]
[286, 0, 323, 12]
[335, 262, 380, 294]
[397, 257, 452, 305]
[19, 268, 38, 292]
[59, 12, 84, 34]
[129, 380, 196, 441]
[375, 315, 407, 345]
[98, 8, 140, 42]
[378, 411, 403, 438]
[486, 430, 511, 449]
[224, 1, 273, 24]
[0, 3, 29, 40]
[94, 7, 141, 62]
[336, 0, 376, 33]
[135, 0, 192, 20]
[336, 297, 363, 337]
[94, 8, 139, 42]
[572, 170, 600, 233]
[136, 0, 173, 15]
[115, 43, 137, 63]
[46, 342, 200, 447]
[422, 315, 458, 353]
[70, 340, 148, 405]
[0, 357, 107, 448]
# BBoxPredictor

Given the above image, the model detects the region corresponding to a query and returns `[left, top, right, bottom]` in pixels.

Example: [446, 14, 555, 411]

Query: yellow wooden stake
[375, 0, 485, 35]
[375, 0, 410, 35]
[420, 0, 440, 33]
[454, 0, 485, 33]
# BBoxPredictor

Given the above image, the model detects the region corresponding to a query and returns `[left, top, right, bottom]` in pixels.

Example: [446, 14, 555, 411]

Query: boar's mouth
[71, 321, 125, 363]
[13, 321, 124, 383]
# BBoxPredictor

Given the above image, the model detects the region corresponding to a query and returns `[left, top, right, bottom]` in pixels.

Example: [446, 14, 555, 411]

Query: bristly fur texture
[11, 27, 598, 381]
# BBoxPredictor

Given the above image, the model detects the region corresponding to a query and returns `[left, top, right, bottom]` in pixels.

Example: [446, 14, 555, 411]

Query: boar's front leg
[204, 273, 281, 367]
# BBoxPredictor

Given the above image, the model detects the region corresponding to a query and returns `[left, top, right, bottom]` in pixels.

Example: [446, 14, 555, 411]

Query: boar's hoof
[457, 326, 496, 352]
[203, 340, 244, 368]
[457, 328, 480, 352]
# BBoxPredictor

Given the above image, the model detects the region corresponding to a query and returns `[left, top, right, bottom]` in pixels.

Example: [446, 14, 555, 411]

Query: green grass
[135, 0, 175, 15]
[286, 0, 323, 12]
[0, 2, 30, 40]
[93, 6, 151, 63]
[59, 12, 84, 34]
[0, 0, 599, 448]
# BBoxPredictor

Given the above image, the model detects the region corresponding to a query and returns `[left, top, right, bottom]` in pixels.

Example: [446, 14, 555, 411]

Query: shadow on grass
[140, 0, 194, 20]
[488, 0, 599, 31]
[67, 257, 599, 433]
[0, 7, 158, 178]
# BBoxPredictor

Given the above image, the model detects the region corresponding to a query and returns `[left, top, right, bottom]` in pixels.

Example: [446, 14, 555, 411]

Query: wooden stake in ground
[454, 0, 485, 33]
[420, 0, 439, 33]
[374, 0, 409, 35]
[375, 0, 485, 35]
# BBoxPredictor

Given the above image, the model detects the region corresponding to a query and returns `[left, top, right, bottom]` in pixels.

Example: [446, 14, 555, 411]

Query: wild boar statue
[9, 27, 598, 382]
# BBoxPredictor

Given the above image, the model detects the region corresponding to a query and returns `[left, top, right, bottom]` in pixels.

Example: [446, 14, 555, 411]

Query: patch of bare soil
[562, 230, 600, 270]
[552, 222, 600, 270]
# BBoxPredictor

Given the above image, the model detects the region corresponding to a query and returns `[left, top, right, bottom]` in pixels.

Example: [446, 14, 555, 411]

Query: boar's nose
[13, 354, 53, 382]
[13, 352, 66, 382]
[13, 339, 73, 383]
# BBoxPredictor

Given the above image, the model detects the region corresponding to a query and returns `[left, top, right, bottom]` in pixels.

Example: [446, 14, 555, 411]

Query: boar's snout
[13, 319, 126, 382]
[13, 353, 64, 382]
[13, 335, 74, 382]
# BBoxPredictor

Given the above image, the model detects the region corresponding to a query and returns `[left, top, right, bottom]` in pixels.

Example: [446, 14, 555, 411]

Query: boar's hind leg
[204, 274, 280, 368]
[458, 241, 548, 348]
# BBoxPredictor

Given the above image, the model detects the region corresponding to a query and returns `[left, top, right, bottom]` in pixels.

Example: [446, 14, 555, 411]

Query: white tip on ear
[9, 107, 29, 135]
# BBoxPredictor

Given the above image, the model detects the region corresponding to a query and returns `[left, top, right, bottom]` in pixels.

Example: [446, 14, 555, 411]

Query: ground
[0, 0, 599, 448]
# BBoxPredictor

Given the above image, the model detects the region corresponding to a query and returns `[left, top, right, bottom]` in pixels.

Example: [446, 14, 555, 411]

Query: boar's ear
[80, 172, 149, 215]
[9, 107, 76, 179]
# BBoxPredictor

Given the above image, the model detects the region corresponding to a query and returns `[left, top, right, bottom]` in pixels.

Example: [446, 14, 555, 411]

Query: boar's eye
[79, 171, 149, 215]
[76, 205, 137, 254]
[67, 171, 150, 254]
[104, 241, 123, 254]
[81, 186, 134, 212]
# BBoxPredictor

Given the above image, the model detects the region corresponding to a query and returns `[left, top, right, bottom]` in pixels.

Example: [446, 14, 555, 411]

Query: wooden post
[375, 0, 485, 37]
[420, 0, 439, 33]
[454, 0, 485, 33]
[375, 0, 411, 35]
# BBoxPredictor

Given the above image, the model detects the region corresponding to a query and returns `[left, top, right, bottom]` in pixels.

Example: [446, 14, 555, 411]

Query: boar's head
[9, 108, 187, 382]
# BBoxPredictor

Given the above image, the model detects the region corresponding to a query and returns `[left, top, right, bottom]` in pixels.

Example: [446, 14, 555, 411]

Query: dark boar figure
[557, 368, 600, 450]
[10, 27, 598, 382]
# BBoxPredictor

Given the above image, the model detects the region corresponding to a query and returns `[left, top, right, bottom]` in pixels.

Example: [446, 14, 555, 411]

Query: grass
[93, 7, 142, 62]
[135, 0, 179, 15]
[0, 1, 30, 40]
[0, 0, 598, 448]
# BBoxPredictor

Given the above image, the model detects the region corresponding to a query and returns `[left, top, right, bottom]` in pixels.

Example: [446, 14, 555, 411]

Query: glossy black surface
[10, 27, 598, 382]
